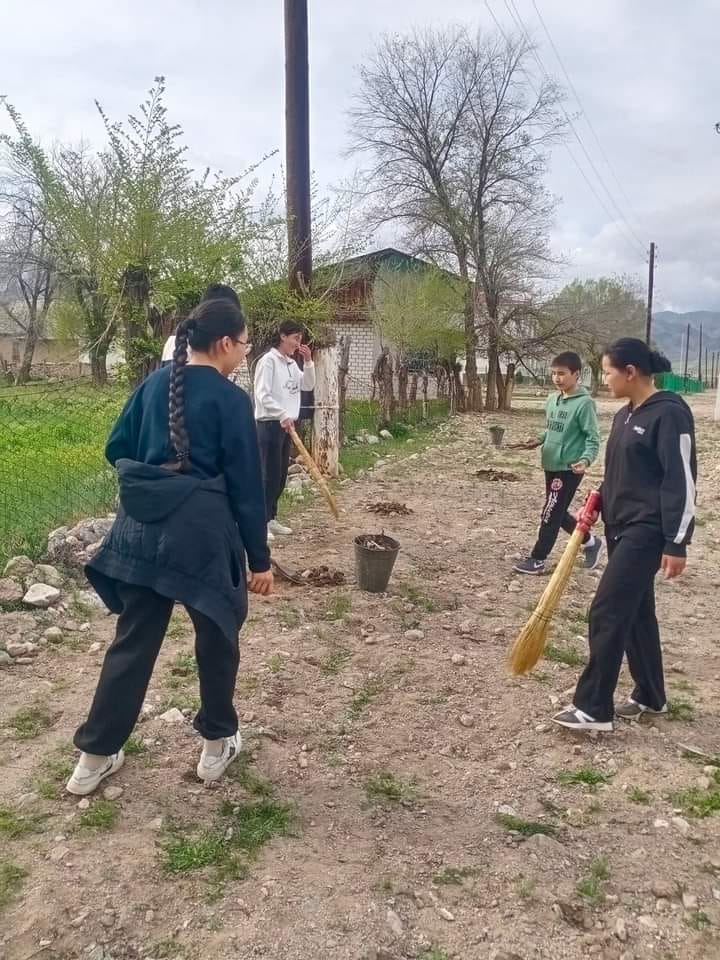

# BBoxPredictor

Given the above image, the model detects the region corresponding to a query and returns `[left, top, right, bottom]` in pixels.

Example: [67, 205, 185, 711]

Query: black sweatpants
[74, 583, 240, 755]
[531, 470, 589, 561]
[573, 529, 666, 722]
[256, 420, 291, 522]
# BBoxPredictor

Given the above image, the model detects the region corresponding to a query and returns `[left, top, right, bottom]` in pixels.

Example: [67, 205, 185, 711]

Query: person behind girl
[159, 284, 241, 366]
[513, 351, 603, 575]
[552, 338, 697, 733]
[66, 297, 272, 795]
[253, 320, 315, 543]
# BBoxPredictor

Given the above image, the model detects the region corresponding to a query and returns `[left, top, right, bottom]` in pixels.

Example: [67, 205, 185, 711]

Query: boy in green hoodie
[513, 352, 603, 575]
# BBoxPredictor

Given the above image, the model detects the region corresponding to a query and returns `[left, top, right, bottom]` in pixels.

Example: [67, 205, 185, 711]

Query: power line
[483, 0, 645, 263]
[504, 0, 647, 260]
[530, 0, 646, 239]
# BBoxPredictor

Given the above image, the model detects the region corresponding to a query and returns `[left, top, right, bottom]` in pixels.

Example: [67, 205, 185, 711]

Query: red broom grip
[576, 490, 602, 535]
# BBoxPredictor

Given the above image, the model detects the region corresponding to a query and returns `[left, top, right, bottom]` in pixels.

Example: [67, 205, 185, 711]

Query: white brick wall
[332, 319, 379, 399]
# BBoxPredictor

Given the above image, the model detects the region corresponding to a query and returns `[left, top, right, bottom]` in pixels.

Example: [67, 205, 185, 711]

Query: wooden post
[312, 341, 340, 478]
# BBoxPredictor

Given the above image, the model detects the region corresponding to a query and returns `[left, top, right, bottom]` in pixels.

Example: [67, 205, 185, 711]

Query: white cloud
[1, 0, 717, 311]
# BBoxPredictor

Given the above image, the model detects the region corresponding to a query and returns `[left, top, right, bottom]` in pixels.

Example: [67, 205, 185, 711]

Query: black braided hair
[166, 298, 247, 470]
[167, 317, 192, 471]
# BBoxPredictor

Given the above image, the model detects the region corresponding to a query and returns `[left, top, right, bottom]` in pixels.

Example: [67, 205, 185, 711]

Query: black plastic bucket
[354, 534, 400, 593]
[489, 426, 505, 448]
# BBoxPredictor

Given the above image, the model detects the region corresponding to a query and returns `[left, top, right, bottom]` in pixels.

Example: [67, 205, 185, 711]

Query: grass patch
[0, 804, 45, 839]
[496, 813, 557, 837]
[349, 677, 384, 719]
[237, 672, 259, 697]
[577, 856, 610, 901]
[668, 698, 695, 722]
[34, 752, 75, 800]
[123, 734, 148, 756]
[8, 706, 52, 740]
[319, 646, 351, 676]
[516, 877, 537, 899]
[160, 693, 200, 714]
[365, 771, 417, 806]
[0, 860, 27, 912]
[544, 642, 585, 667]
[398, 581, 437, 613]
[558, 767, 613, 789]
[672, 784, 720, 818]
[627, 787, 652, 805]
[323, 593, 352, 621]
[225, 751, 275, 799]
[267, 654, 285, 674]
[685, 911, 711, 931]
[78, 800, 118, 831]
[421, 950, 450, 960]
[152, 940, 185, 958]
[434, 866, 479, 885]
[165, 610, 191, 640]
[160, 798, 294, 881]
[277, 605, 301, 629]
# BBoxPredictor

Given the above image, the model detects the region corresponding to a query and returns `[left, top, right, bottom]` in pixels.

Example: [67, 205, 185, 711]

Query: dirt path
[1, 399, 719, 960]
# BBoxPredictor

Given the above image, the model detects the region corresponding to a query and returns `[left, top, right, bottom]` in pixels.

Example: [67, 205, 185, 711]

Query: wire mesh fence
[0, 380, 126, 565]
[0, 371, 451, 569]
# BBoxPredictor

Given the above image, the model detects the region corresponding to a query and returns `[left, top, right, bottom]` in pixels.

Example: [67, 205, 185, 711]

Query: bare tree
[545, 277, 646, 394]
[0, 186, 56, 384]
[349, 27, 566, 410]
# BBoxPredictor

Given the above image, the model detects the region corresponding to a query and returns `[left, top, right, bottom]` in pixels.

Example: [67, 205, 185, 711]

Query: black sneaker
[583, 536, 604, 570]
[513, 557, 545, 575]
[615, 699, 668, 722]
[551, 706, 613, 733]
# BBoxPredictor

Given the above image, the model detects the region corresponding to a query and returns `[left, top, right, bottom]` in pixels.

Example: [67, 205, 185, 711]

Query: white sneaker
[196, 731, 242, 783]
[267, 526, 275, 544]
[66, 750, 125, 796]
[268, 519, 292, 536]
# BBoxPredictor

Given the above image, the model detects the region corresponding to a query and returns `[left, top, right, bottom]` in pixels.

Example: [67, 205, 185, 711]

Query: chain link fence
[0, 380, 126, 566]
[0, 371, 451, 569]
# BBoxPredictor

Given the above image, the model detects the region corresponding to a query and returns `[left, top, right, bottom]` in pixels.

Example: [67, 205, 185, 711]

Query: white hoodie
[254, 348, 315, 422]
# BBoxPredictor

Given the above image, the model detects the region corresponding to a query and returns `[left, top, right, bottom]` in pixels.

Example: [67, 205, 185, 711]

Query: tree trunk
[14, 321, 39, 385]
[485, 327, 499, 411]
[397, 358, 409, 414]
[502, 362, 516, 411]
[495, 357, 507, 410]
[460, 273, 481, 412]
[374, 349, 395, 427]
[311, 343, 340, 478]
[338, 335, 351, 442]
[589, 358, 602, 397]
[122, 265, 151, 388]
[409, 373, 418, 403]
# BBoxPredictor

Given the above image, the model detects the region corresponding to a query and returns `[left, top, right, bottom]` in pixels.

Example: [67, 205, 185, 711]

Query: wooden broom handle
[288, 426, 340, 520]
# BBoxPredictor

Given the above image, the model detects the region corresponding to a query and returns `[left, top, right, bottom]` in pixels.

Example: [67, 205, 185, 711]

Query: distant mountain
[652, 310, 720, 374]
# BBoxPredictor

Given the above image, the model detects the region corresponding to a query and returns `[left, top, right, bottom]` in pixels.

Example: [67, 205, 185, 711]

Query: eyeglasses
[233, 338, 251, 349]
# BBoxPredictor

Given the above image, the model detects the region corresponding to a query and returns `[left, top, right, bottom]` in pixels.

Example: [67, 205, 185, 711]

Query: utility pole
[284, 0, 312, 293]
[645, 241, 655, 344]
[682, 322, 690, 389]
[698, 323, 703, 383]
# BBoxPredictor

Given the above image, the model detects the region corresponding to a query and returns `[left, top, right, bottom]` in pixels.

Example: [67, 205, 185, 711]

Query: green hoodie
[539, 386, 600, 472]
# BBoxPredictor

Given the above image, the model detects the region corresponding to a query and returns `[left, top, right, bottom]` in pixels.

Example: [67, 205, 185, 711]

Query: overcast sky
[2, 0, 718, 312]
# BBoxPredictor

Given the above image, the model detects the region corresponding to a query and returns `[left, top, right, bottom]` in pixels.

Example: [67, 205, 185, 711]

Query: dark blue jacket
[86, 365, 270, 640]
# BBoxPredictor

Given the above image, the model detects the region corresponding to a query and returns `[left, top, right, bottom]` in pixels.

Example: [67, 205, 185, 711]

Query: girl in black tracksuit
[552, 338, 697, 733]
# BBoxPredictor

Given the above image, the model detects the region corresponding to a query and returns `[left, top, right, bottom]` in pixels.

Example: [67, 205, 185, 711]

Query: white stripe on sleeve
[674, 433, 696, 544]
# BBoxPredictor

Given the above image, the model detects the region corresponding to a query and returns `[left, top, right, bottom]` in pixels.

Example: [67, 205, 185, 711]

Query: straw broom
[508, 490, 601, 675]
[288, 425, 340, 519]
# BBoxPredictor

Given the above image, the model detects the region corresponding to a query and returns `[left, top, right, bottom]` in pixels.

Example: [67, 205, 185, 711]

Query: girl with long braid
[67, 297, 272, 795]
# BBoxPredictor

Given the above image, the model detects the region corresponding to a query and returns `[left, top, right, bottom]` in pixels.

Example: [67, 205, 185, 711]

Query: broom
[508, 489, 602, 675]
[288, 425, 340, 520]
